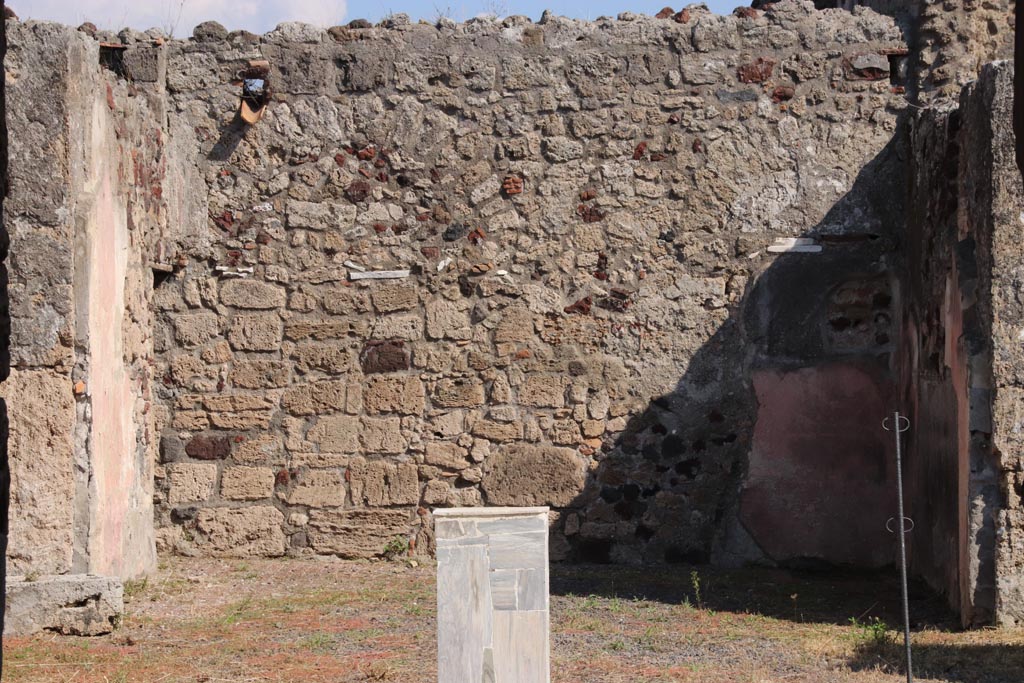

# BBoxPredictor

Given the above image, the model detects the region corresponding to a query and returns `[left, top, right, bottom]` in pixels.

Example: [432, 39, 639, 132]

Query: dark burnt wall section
[731, 137, 904, 570]
[903, 62, 1024, 627]
[904, 97, 984, 626]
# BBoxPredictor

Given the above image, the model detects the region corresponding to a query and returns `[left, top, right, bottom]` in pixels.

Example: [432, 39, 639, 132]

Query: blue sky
[20, 0, 740, 36]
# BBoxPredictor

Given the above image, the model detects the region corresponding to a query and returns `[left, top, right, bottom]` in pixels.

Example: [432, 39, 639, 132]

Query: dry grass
[3, 558, 1023, 682]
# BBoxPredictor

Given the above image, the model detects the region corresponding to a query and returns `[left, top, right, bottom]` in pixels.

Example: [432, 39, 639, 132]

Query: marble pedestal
[435, 507, 551, 683]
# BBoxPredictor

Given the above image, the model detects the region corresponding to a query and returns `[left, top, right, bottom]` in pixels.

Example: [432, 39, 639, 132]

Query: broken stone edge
[5, 574, 124, 636]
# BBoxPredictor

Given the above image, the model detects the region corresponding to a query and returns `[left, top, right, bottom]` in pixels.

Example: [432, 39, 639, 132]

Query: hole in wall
[98, 43, 127, 76]
[152, 266, 174, 289]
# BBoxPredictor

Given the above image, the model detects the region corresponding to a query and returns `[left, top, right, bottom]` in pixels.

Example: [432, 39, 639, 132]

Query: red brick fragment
[580, 189, 598, 201]
[650, 152, 666, 162]
[186, 436, 231, 460]
[596, 252, 609, 276]
[673, 8, 690, 23]
[772, 85, 795, 103]
[655, 6, 674, 19]
[633, 141, 648, 160]
[358, 168, 372, 178]
[577, 205, 606, 224]
[334, 153, 346, 166]
[421, 246, 440, 259]
[212, 210, 235, 232]
[564, 296, 593, 315]
[357, 145, 376, 160]
[105, 83, 115, 110]
[734, 7, 759, 19]
[373, 223, 389, 233]
[737, 57, 776, 84]
[502, 176, 524, 195]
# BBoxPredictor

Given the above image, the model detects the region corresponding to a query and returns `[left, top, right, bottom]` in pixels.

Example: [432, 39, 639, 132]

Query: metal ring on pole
[886, 516, 915, 534]
[882, 415, 910, 433]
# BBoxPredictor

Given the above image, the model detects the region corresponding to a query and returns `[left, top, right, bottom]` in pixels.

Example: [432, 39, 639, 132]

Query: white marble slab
[436, 541, 493, 683]
[436, 507, 551, 683]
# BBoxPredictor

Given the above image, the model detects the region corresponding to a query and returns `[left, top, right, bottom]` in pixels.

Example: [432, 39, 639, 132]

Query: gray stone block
[5, 574, 124, 636]
[123, 45, 165, 83]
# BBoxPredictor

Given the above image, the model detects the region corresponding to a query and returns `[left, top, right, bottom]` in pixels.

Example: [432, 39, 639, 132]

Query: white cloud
[18, 0, 348, 36]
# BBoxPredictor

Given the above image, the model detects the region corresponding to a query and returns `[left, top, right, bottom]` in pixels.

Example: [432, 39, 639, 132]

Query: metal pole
[891, 411, 913, 683]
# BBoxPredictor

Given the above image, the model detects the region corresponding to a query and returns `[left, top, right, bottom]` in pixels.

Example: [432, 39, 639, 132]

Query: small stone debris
[442, 223, 471, 241]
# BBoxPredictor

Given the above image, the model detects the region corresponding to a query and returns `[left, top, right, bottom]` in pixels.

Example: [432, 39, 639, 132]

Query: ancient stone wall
[805, 1, 1016, 100]
[913, 0, 1015, 99]
[2, 20, 160, 581]
[145, 1, 911, 564]
[4, 0, 1024, 627]
[904, 61, 1024, 627]
[964, 63, 1024, 629]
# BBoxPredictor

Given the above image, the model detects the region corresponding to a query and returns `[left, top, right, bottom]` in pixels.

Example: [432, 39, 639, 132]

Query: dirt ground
[4, 557, 1024, 682]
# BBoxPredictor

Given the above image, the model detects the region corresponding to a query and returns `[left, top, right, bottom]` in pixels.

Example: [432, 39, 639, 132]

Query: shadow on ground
[850, 640, 1024, 683]
[551, 563, 955, 629]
